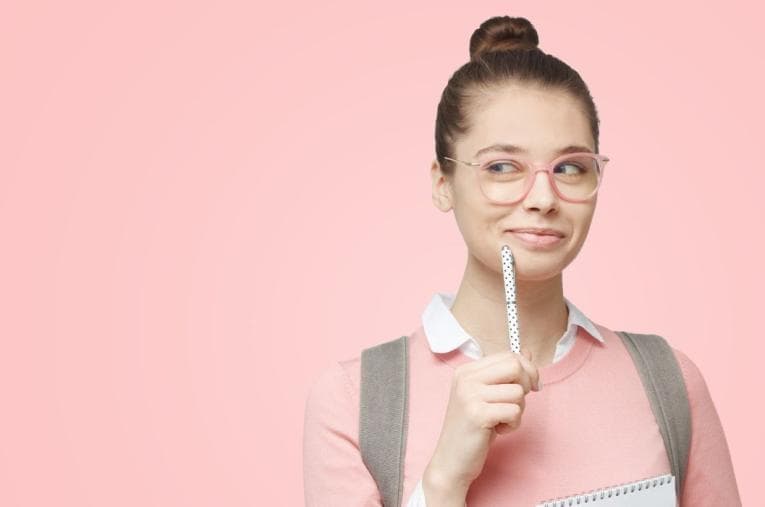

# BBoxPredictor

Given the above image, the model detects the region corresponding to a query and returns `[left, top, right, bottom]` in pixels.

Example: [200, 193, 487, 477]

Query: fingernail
[537, 378, 543, 391]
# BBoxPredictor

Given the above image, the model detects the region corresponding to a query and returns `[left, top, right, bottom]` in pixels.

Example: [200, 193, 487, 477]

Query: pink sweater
[303, 322, 741, 506]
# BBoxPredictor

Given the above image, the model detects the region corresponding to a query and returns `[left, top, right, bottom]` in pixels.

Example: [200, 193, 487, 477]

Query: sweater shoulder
[669, 345, 712, 406]
[304, 359, 359, 421]
[590, 323, 708, 394]
[311, 331, 421, 408]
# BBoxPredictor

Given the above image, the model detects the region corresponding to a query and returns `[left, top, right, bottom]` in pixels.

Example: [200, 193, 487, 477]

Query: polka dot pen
[501, 244, 521, 354]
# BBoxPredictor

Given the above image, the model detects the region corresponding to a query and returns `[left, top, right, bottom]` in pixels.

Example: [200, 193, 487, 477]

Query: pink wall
[1, 1, 761, 505]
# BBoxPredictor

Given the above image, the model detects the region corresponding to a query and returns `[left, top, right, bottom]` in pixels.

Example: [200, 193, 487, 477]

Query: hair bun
[469, 16, 539, 61]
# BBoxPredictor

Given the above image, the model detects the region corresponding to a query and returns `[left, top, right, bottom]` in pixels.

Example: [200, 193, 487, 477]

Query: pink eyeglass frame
[442, 151, 610, 204]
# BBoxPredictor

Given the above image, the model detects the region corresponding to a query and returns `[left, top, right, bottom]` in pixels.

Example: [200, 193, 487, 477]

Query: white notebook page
[535, 473, 676, 507]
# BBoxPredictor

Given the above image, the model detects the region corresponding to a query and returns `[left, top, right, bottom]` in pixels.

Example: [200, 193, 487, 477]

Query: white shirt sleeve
[406, 478, 468, 507]
[406, 479, 427, 507]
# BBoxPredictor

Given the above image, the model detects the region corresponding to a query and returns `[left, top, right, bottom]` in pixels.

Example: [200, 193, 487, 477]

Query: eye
[484, 160, 523, 174]
[554, 161, 587, 175]
[554, 156, 596, 177]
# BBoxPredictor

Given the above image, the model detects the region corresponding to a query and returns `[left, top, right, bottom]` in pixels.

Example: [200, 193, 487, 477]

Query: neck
[449, 252, 569, 367]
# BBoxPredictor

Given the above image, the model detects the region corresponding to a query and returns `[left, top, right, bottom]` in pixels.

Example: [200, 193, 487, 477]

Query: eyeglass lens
[479, 154, 601, 203]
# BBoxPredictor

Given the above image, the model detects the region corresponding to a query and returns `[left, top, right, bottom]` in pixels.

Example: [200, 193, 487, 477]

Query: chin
[509, 253, 568, 282]
[515, 266, 564, 282]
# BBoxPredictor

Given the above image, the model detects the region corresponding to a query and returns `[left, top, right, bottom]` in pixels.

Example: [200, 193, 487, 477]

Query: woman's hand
[422, 347, 541, 505]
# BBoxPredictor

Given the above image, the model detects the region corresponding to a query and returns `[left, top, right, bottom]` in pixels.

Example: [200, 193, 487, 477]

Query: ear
[431, 159, 454, 212]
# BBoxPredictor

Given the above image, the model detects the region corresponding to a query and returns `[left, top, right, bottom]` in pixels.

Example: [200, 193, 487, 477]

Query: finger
[486, 392, 526, 416]
[471, 357, 532, 394]
[471, 347, 538, 391]
[479, 383, 525, 404]
[518, 347, 541, 392]
[457, 347, 539, 391]
[481, 403, 523, 430]
[457, 349, 519, 375]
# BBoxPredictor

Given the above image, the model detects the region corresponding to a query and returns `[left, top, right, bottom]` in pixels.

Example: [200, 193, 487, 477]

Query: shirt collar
[421, 292, 604, 355]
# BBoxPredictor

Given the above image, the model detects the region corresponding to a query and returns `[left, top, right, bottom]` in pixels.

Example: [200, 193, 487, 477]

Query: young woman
[303, 15, 741, 506]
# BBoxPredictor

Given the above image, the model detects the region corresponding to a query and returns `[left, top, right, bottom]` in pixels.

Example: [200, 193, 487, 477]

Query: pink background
[1, 1, 762, 505]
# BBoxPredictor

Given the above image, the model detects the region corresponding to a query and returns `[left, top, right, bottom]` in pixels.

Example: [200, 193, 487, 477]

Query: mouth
[505, 227, 565, 238]
[505, 228, 566, 249]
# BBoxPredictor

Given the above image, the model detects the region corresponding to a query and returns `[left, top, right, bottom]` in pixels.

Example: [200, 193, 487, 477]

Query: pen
[501, 244, 521, 354]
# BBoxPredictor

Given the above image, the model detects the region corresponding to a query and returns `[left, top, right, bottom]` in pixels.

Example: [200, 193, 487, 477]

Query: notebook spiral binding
[538, 473, 674, 506]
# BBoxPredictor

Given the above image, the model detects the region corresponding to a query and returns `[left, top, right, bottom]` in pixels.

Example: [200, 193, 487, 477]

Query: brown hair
[435, 16, 601, 175]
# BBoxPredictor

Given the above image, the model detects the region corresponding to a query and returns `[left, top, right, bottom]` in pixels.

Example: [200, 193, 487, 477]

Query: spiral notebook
[535, 473, 676, 507]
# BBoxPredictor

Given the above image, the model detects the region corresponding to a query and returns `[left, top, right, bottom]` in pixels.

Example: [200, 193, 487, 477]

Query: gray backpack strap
[359, 335, 410, 507]
[616, 331, 691, 500]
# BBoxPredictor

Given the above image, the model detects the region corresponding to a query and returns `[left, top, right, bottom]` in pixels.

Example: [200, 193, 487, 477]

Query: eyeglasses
[442, 152, 610, 204]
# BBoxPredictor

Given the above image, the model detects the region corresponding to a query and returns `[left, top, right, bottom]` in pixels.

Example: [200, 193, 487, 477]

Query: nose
[520, 169, 560, 213]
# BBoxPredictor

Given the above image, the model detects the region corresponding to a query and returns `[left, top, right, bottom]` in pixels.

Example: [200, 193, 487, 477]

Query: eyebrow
[474, 143, 594, 158]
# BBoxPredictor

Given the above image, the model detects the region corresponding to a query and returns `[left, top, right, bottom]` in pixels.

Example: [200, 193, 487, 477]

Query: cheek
[451, 198, 506, 261]
[452, 198, 490, 243]
[576, 205, 596, 233]
[566, 206, 596, 250]
[450, 180, 492, 230]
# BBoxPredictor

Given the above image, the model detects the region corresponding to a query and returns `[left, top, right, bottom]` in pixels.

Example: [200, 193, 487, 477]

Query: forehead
[460, 84, 594, 158]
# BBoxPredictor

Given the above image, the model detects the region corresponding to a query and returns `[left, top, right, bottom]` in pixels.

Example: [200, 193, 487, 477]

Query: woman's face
[431, 83, 598, 281]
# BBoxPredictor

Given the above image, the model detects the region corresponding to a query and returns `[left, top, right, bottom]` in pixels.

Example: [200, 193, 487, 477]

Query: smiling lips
[506, 227, 565, 249]
[507, 227, 565, 237]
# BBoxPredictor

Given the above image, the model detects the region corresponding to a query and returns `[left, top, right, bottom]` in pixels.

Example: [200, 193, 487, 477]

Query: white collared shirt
[407, 292, 605, 506]
[421, 292, 604, 361]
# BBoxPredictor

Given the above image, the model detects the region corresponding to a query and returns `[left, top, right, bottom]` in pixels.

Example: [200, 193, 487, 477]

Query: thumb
[519, 346, 541, 392]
